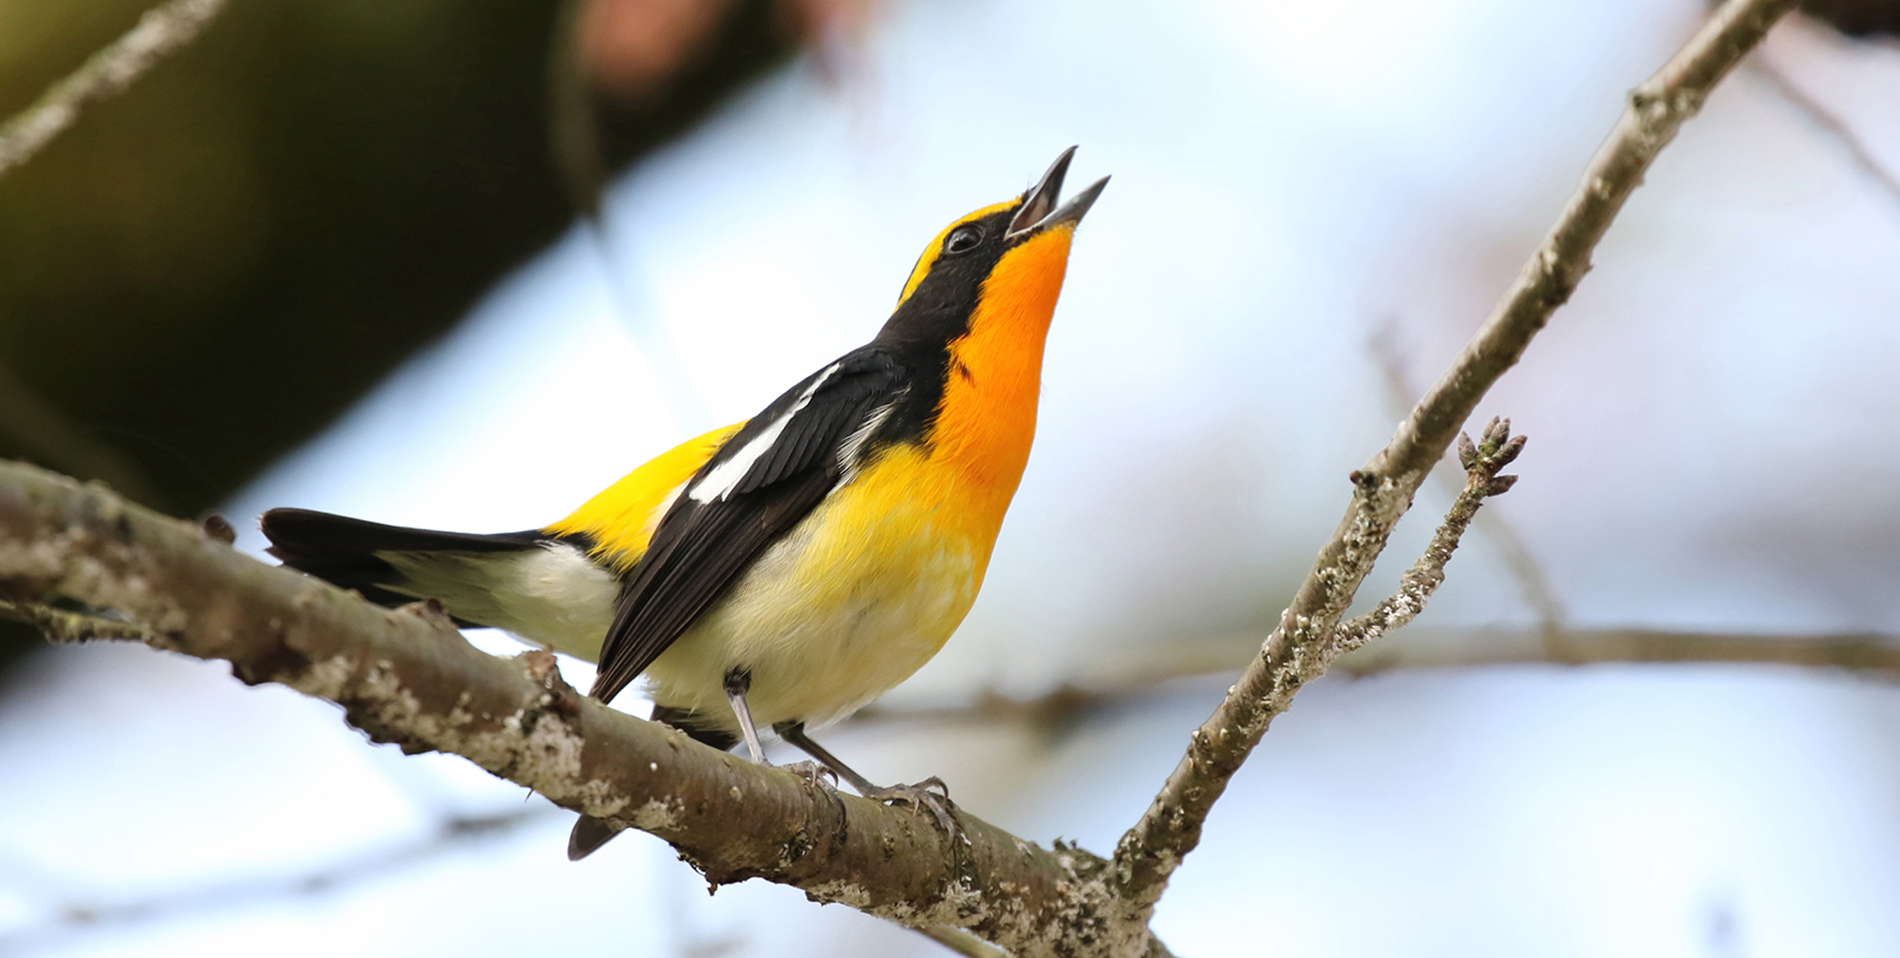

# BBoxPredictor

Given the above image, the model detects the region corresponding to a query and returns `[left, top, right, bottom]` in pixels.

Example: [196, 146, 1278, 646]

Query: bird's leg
[775, 721, 957, 837]
[723, 667, 768, 764]
[714, 674, 830, 787]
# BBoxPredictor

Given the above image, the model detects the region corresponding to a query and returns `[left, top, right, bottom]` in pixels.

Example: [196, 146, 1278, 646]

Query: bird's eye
[945, 225, 982, 254]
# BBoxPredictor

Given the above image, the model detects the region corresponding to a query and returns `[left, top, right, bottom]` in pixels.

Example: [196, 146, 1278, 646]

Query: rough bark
[0, 461, 1164, 958]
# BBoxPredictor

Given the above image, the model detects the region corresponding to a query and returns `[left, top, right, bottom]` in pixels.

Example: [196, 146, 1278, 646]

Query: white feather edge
[688, 362, 841, 504]
[837, 392, 902, 484]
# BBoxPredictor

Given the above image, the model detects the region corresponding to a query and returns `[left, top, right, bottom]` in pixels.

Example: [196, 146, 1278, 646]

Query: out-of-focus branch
[917, 926, 1010, 958]
[1748, 54, 1900, 205]
[0, 808, 554, 957]
[0, 0, 232, 182]
[1106, 0, 1799, 924]
[1337, 625, 1900, 675]
[857, 626, 1900, 732]
[0, 362, 165, 509]
[0, 460, 1167, 958]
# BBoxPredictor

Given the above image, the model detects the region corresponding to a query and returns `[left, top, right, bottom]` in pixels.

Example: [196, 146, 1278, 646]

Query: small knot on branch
[397, 597, 459, 635]
[520, 648, 584, 719]
[198, 513, 236, 545]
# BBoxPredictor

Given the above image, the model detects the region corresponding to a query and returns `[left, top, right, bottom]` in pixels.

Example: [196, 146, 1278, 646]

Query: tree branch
[1369, 323, 1568, 637]
[0, 808, 554, 955]
[1106, 0, 1800, 921]
[1338, 625, 1900, 676]
[0, 460, 1164, 958]
[1332, 420, 1524, 654]
[860, 626, 1900, 735]
[1748, 53, 1900, 207]
[918, 925, 1011, 958]
[0, 0, 232, 182]
[0, 597, 151, 644]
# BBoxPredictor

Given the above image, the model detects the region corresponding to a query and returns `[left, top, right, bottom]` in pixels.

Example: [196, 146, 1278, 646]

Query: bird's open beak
[1006, 146, 1109, 240]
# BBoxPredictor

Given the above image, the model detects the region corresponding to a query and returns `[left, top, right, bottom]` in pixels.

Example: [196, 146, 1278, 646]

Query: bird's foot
[861, 777, 958, 838]
[779, 760, 838, 789]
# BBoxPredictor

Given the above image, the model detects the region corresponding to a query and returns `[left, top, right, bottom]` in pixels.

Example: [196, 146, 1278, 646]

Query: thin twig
[0, 0, 232, 181]
[1336, 625, 1900, 675]
[0, 363, 166, 509]
[548, 0, 606, 218]
[1106, 0, 1800, 926]
[917, 925, 1010, 958]
[1369, 322, 1567, 638]
[0, 809, 553, 957]
[1748, 53, 1900, 206]
[1333, 419, 1524, 654]
[849, 625, 1900, 730]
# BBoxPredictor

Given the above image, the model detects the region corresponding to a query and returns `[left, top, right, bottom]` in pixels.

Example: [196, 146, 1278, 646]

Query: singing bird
[262, 147, 1106, 858]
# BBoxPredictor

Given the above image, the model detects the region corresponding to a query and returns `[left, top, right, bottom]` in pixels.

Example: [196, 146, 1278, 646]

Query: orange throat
[926, 226, 1074, 530]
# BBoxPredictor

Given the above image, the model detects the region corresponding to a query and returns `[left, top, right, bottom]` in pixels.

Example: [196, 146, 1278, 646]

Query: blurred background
[3, 0, 1900, 954]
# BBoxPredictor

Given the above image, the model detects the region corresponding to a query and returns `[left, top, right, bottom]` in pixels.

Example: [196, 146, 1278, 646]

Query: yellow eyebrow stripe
[894, 199, 1016, 308]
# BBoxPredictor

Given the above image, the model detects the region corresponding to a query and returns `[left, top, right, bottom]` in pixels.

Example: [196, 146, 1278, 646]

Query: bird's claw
[780, 760, 837, 789]
[863, 777, 958, 838]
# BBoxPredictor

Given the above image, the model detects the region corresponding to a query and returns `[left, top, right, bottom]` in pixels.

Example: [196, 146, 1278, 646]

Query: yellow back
[544, 422, 745, 570]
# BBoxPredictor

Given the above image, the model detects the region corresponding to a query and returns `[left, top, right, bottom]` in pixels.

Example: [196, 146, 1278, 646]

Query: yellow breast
[641, 442, 996, 730]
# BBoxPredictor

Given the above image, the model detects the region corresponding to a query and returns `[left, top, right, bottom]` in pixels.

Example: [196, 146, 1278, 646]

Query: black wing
[589, 348, 908, 703]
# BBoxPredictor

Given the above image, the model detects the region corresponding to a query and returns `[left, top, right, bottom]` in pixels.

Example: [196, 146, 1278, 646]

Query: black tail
[260, 507, 549, 613]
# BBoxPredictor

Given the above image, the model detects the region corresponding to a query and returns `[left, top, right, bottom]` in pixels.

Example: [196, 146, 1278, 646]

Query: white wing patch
[688, 362, 840, 504]
[837, 392, 902, 484]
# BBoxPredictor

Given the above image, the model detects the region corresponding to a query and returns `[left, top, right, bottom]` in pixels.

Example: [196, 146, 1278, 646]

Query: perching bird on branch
[261, 147, 1107, 858]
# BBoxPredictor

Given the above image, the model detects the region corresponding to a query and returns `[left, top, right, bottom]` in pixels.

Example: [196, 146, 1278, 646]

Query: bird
[261, 147, 1107, 859]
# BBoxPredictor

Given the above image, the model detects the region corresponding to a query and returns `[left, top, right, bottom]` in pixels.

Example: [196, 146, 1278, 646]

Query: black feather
[260, 508, 584, 623]
[588, 350, 908, 703]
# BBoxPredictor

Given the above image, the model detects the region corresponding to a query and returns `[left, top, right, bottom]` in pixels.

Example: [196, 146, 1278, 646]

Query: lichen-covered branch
[1333, 419, 1524, 654]
[0, 0, 232, 181]
[1370, 322, 1568, 636]
[1105, 423, 1525, 921]
[0, 460, 1165, 958]
[1106, 0, 1800, 922]
[0, 597, 152, 643]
